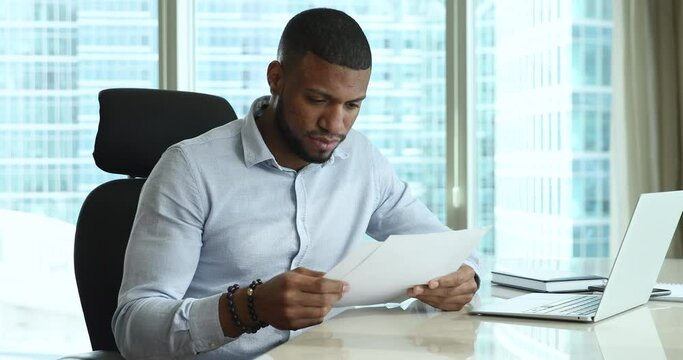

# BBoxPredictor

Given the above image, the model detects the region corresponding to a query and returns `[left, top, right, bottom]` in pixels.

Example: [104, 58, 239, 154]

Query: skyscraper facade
[472, 0, 612, 258]
[0, 1, 157, 357]
[471, 0, 497, 254]
[0, 0, 158, 225]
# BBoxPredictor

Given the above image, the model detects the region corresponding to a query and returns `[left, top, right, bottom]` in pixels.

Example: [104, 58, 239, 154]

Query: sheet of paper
[326, 228, 487, 307]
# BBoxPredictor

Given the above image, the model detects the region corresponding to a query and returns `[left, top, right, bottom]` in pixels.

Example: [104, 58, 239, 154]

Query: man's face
[271, 53, 371, 164]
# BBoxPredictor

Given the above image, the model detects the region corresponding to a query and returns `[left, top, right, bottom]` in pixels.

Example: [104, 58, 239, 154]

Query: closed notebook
[651, 282, 683, 302]
[491, 269, 607, 293]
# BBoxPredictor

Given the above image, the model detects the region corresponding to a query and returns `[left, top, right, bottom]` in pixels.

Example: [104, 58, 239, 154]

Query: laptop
[469, 190, 683, 322]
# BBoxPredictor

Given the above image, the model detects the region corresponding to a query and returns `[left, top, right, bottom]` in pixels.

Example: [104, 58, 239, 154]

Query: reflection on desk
[264, 301, 478, 360]
[262, 259, 683, 359]
[474, 305, 672, 359]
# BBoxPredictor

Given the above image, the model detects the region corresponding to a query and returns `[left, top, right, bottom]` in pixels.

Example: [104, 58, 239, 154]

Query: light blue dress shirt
[113, 96, 479, 359]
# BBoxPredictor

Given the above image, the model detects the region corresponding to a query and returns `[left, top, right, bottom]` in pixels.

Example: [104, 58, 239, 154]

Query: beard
[274, 95, 345, 164]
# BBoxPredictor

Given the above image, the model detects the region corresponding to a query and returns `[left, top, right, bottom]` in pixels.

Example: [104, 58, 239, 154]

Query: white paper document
[325, 228, 487, 307]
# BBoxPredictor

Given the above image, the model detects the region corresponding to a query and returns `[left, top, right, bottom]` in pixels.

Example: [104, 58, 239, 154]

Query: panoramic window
[0, 0, 158, 357]
[1, 0, 617, 357]
[468, 0, 613, 258]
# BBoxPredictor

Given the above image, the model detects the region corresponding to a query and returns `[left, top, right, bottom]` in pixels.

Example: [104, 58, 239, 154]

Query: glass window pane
[194, 0, 447, 222]
[0, 0, 158, 357]
[469, 0, 612, 258]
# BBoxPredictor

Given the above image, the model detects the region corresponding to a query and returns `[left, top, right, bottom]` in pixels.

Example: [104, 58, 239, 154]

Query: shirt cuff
[188, 293, 235, 353]
[462, 253, 481, 289]
[473, 273, 481, 289]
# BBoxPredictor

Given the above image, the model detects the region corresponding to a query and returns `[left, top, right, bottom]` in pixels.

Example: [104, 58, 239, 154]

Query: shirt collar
[241, 96, 350, 170]
[241, 96, 274, 168]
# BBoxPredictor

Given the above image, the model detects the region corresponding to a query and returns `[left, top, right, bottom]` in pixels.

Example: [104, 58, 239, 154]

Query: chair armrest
[57, 350, 125, 360]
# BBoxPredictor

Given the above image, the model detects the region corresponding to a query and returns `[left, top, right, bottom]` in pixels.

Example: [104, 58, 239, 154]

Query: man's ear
[267, 61, 284, 95]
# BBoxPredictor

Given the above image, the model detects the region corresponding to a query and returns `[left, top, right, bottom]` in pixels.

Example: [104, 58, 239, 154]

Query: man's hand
[255, 267, 348, 330]
[406, 265, 478, 311]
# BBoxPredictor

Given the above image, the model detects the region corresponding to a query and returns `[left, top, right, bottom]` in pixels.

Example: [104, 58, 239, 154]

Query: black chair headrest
[94, 88, 237, 178]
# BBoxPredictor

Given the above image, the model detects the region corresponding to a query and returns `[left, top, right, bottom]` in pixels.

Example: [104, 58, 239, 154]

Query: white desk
[263, 259, 683, 359]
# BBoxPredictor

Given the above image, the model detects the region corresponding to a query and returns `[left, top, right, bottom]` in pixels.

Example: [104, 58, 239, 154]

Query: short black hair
[278, 8, 372, 70]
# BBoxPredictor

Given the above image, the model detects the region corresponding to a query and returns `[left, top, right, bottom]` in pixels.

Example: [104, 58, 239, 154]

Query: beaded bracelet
[246, 279, 269, 329]
[226, 284, 260, 334]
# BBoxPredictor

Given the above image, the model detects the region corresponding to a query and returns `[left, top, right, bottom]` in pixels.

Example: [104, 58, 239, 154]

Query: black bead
[245, 278, 268, 331]
[226, 282, 263, 335]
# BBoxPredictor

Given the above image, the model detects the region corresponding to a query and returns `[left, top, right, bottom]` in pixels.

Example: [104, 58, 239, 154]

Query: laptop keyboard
[524, 295, 601, 316]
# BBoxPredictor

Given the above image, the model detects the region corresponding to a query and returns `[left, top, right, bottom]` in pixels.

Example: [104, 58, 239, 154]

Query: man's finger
[426, 280, 478, 296]
[289, 267, 348, 293]
[416, 293, 474, 305]
[413, 284, 475, 299]
[415, 286, 452, 298]
[428, 266, 475, 288]
[408, 279, 477, 298]
[415, 294, 474, 310]
[296, 292, 344, 307]
[297, 276, 348, 294]
[284, 305, 333, 320]
[407, 285, 426, 297]
[293, 267, 326, 277]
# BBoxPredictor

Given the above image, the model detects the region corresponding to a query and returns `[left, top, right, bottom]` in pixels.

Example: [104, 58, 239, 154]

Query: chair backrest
[74, 88, 237, 351]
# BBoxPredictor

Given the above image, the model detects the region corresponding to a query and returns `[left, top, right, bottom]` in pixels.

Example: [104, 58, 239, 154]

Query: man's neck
[255, 106, 308, 171]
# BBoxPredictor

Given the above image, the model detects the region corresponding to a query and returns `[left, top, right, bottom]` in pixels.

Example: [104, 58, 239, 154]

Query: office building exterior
[472, 0, 612, 258]
[0, 0, 158, 225]
[0, 0, 157, 357]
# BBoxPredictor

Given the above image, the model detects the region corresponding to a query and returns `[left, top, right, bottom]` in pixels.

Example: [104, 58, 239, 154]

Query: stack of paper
[325, 228, 487, 307]
[652, 282, 683, 302]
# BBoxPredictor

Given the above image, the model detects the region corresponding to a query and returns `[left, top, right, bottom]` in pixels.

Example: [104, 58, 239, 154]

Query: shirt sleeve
[112, 146, 235, 359]
[365, 144, 481, 276]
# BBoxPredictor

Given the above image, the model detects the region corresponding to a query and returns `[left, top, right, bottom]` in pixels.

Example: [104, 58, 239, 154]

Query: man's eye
[346, 103, 360, 109]
[309, 98, 325, 104]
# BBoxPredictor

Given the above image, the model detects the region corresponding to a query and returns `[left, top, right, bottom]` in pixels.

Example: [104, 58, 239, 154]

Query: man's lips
[309, 136, 341, 151]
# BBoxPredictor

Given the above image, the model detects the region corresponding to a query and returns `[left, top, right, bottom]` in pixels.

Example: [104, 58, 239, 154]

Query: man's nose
[319, 104, 346, 135]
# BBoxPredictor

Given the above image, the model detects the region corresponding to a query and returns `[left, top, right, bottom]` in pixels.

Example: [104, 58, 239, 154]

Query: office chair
[59, 88, 237, 360]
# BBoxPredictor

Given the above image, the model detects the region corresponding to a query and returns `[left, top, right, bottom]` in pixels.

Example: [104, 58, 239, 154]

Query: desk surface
[263, 258, 683, 359]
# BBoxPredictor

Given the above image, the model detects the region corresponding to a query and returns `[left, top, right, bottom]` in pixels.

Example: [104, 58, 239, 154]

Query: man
[113, 8, 479, 359]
